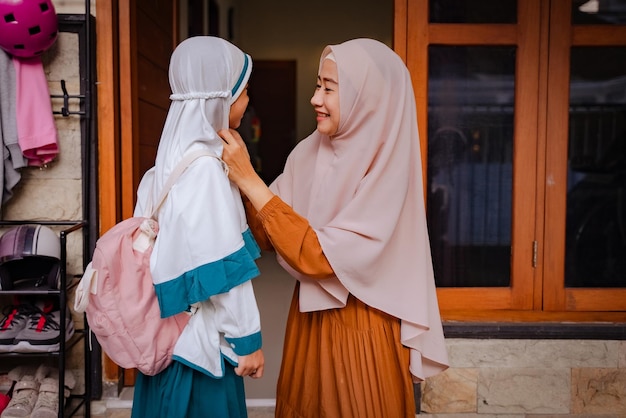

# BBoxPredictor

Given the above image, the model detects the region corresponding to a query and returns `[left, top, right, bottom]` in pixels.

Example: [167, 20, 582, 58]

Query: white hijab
[270, 38, 449, 381]
[154, 35, 251, 182]
[135, 36, 255, 312]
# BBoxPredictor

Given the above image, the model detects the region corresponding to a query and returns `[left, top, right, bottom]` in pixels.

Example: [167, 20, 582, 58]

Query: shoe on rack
[0, 304, 37, 352]
[6, 367, 28, 383]
[29, 378, 59, 418]
[0, 375, 39, 418]
[30, 369, 76, 418]
[13, 303, 75, 353]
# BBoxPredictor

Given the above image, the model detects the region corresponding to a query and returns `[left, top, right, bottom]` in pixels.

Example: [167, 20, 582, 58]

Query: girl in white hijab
[220, 38, 449, 418]
[132, 36, 264, 418]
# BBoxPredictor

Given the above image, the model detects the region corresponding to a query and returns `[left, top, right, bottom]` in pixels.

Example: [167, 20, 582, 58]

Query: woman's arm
[243, 196, 273, 251]
[258, 196, 334, 279]
[220, 129, 334, 279]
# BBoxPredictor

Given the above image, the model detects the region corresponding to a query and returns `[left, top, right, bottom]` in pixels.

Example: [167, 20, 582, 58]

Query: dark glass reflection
[565, 47, 626, 287]
[429, 0, 517, 24]
[572, 0, 626, 25]
[427, 46, 516, 287]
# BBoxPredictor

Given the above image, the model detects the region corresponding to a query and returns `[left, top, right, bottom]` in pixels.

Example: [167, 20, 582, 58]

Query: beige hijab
[270, 38, 448, 381]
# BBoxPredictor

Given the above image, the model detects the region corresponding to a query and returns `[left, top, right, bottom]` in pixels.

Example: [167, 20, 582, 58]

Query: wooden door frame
[543, 0, 626, 312]
[96, 0, 124, 386]
[96, 0, 179, 387]
[96, 0, 142, 232]
[397, 0, 626, 321]
[401, 0, 540, 316]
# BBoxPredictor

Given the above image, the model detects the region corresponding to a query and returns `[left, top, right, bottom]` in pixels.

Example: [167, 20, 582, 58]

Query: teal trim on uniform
[242, 227, 261, 259]
[225, 331, 262, 356]
[155, 229, 261, 318]
[231, 53, 249, 97]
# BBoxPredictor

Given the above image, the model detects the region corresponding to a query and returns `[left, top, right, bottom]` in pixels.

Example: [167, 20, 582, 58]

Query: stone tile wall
[421, 339, 626, 417]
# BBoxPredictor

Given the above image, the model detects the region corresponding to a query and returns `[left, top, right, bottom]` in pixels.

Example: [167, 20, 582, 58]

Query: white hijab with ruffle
[270, 38, 449, 381]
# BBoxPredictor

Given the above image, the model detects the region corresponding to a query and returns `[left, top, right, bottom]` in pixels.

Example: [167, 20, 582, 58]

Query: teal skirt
[131, 361, 247, 418]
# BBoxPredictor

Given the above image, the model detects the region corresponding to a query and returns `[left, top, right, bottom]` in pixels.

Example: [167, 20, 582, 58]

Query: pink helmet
[0, 0, 58, 58]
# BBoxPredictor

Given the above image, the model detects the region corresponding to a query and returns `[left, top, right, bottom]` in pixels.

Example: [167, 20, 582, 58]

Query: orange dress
[248, 196, 415, 418]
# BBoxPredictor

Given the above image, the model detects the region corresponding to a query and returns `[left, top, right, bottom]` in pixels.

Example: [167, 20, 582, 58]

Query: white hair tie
[169, 91, 230, 101]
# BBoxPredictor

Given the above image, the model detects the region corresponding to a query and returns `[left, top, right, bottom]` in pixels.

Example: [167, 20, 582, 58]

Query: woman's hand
[219, 129, 253, 185]
[219, 129, 275, 211]
[235, 349, 265, 379]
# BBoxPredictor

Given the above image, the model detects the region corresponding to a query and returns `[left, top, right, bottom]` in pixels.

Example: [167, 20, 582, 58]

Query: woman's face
[311, 58, 340, 136]
[229, 85, 249, 129]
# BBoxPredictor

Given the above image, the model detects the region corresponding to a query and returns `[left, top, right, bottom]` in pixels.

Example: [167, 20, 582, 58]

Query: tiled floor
[88, 406, 275, 418]
[80, 389, 275, 418]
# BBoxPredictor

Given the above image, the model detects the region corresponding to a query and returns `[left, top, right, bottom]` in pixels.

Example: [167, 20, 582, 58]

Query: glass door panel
[427, 45, 516, 287]
[407, 0, 540, 312]
[544, 0, 626, 311]
[564, 47, 626, 288]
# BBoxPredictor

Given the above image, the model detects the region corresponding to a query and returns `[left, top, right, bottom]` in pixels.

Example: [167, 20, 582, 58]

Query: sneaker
[6, 366, 31, 383]
[5, 365, 49, 387]
[13, 304, 75, 353]
[0, 305, 37, 352]
[0, 375, 39, 418]
[29, 378, 59, 418]
[30, 369, 75, 418]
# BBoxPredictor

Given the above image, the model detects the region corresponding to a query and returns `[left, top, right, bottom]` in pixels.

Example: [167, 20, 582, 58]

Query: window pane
[565, 47, 626, 287]
[572, 0, 626, 25]
[427, 46, 515, 287]
[429, 0, 517, 24]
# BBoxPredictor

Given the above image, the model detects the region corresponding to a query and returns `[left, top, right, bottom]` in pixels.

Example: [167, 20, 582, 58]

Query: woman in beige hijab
[220, 38, 448, 418]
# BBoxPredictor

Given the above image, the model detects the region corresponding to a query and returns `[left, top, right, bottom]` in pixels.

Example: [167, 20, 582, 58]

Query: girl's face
[229, 85, 249, 129]
[311, 58, 340, 136]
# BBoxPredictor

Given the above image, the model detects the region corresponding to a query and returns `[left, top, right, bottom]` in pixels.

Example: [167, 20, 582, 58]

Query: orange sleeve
[255, 195, 334, 280]
[243, 197, 273, 251]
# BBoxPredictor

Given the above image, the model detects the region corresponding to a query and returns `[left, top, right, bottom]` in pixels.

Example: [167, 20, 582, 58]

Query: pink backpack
[74, 150, 219, 375]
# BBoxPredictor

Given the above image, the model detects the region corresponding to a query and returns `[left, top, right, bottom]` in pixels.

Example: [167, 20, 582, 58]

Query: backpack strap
[149, 150, 227, 219]
[74, 261, 96, 313]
